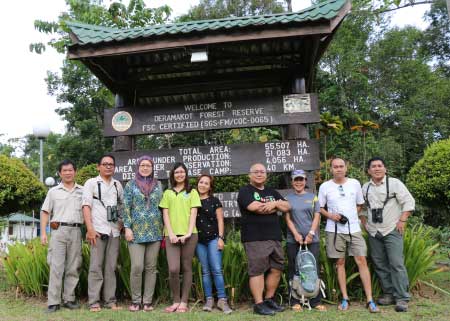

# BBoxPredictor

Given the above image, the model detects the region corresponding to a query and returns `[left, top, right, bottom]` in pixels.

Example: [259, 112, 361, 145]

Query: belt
[59, 222, 82, 228]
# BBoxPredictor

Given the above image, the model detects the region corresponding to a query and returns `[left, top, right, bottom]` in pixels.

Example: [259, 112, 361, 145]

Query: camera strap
[93, 181, 120, 209]
[334, 221, 352, 252]
[365, 175, 390, 210]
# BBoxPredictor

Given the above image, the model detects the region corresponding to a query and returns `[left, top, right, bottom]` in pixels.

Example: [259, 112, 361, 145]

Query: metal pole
[447, 0, 450, 19]
[39, 138, 44, 182]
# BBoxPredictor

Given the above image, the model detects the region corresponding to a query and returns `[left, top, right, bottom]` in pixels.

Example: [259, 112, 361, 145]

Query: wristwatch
[308, 230, 315, 236]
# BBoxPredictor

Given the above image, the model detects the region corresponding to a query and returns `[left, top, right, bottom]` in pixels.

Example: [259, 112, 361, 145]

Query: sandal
[128, 303, 140, 312]
[292, 303, 303, 312]
[314, 304, 327, 311]
[164, 303, 180, 313]
[105, 303, 122, 310]
[338, 298, 349, 311]
[367, 300, 380, 313]
[176, 306, 188, 313]
[89, 303, 101, 312]
[143, 304, 154, 312]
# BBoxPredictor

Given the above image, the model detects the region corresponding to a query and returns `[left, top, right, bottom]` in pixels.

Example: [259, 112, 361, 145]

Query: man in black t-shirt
[237, 163, 291, 316]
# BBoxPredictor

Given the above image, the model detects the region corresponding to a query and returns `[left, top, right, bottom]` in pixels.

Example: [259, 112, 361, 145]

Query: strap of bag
[365, 175, 391, 210]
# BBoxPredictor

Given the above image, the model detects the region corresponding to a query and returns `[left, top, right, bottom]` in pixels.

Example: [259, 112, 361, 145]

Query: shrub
[75, 163, 98, 186]
[407, 138, 450, 226]
[0, 155, 46, 214]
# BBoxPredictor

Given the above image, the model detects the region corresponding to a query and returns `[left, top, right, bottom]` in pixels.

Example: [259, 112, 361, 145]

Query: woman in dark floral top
[123, 156, 163, 312]
[195, 174, 232, 314]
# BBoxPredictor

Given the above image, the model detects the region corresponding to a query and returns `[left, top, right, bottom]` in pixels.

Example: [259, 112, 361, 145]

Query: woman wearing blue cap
[285, 169, 326, 312]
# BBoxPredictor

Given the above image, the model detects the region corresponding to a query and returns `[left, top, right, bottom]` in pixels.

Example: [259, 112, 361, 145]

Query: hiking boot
[395, 300, 408, 312]
[217, 298, 232, 314]
[377, 294, 395, 305]
[202, 297, 214, 312]
[264, 298, 285, 312]
[45, 305, 60, 313]
[63, 301, 80, 310]
[254, 302, 275, 316]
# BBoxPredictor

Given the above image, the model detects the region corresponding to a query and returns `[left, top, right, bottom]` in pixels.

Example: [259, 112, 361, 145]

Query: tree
[0, 155, 46, 215]
[177, 0, 285, 21]
[406, 138, 450, 226]
[350, 117, 379, 170]
[30, 0, 171, 166]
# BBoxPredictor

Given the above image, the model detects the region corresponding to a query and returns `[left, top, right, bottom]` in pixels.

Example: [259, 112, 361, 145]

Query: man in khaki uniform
[41, 159, 83, 313]
[82, 154, 124, 312]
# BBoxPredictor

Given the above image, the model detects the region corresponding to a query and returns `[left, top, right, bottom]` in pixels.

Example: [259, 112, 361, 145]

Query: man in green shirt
[361, 157, 415, 312]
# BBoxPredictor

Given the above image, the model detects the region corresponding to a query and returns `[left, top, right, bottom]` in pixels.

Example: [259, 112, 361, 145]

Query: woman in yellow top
[159, 162, 201, 313]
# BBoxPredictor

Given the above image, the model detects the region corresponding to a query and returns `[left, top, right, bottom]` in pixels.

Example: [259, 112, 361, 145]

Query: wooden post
[113, 94, 134, 152]
[282, 77, 313, 190]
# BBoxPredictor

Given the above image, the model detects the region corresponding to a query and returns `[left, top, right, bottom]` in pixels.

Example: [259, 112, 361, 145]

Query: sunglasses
[338, 185, 345, 197]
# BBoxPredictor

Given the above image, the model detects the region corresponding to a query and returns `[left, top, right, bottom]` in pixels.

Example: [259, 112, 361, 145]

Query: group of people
[41, 155, 231, 314]
[40, 153, 414, 316]
[239, 157, 414, 316]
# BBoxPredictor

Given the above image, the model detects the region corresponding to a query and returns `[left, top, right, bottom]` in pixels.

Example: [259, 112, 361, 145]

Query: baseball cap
[291, 169, 307, 179]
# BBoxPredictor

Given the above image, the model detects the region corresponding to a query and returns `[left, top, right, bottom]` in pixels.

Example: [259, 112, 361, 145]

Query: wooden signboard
[216, 185, 314, 218]
[112, 139, 319, 181]
[104, 94, 319, 136]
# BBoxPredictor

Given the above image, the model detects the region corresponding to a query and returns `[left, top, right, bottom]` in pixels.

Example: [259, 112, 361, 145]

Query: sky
[0, 0, 430, 143]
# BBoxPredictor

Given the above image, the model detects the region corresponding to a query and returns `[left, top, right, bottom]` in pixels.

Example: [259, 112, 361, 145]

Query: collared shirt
[82, 175, 124, 237]
[362, 176, 415, 237]
[159, 188, 201, 236]
[318, 178, 364, 234]
[41, 183, 84, 224]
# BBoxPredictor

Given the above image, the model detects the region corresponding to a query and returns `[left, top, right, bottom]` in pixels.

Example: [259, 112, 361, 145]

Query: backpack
[290, 244, 326, 310]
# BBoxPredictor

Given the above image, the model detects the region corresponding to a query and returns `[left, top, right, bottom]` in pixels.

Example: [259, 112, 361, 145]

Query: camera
[338, 215, 349, 225]
[107, 205, 119, 222]
[371, 208, 383, 223]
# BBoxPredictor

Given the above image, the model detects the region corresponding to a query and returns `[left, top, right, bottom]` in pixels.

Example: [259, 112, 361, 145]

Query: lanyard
[365, 176, 390, 210]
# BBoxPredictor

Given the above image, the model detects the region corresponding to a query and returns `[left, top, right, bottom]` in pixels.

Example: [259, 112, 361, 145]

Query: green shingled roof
[67, 0, 348, 46]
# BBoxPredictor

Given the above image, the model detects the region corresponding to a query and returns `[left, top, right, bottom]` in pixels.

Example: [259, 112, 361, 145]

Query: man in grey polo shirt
[361, 157, 415, 312]
[82, 154, 124, 312]
[41, 159, 83, 313]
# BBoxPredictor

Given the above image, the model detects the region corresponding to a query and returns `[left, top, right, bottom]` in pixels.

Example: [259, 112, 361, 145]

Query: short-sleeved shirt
[82, 175, 124, 237]
[285, 192, 320, 243]
[237, 184, 284, 243]
[159, 188, 201, 236]
[196, 196, 222, 244]
[362, 176, 415, 237]
[123, 179, 163, 243]
[318, 178, 364, 234]
[41, 183, 84, 224]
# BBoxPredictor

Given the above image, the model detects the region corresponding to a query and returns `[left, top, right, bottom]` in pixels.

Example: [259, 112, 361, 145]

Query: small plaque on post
[283, 94, 311, 113]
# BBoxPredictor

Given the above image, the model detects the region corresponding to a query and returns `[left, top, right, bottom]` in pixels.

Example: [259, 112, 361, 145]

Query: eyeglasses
[139, 164, 153, 168]
[101, 163, 115, 168]
[293, 177, 305, 182]
[250, 170, 266, 175]
[338, 185, 345, 197]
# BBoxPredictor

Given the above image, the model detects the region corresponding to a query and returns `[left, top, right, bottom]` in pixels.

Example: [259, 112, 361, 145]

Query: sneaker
[63, 301, 80, 309]
[202, 297, 214, 312]
[254, 302, 275, 316]
[45, 305, 60, 313]
[377, 294, 395, 305]
[367, 300, 380, 313]
[217, 298, 232, 314]
[395, 300, 408, 312]
[264, 298, 284, 312]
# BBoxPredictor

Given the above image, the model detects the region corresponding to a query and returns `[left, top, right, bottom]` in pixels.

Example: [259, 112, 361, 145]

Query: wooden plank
[112, 139, 319, 181]
[104, 94, 319, 136]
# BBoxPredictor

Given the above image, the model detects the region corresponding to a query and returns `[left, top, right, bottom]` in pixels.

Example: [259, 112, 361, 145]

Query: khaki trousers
[88, 235, 120, 306]
[47, 226, 82, 306]
[128, 241, 160, 304]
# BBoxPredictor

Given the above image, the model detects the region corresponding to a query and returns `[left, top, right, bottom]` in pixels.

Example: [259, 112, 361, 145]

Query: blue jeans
[196, 238, 227, 299]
